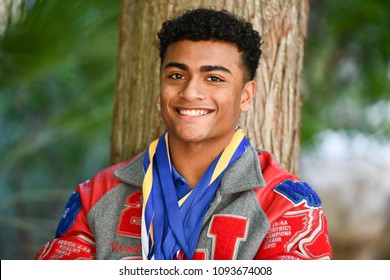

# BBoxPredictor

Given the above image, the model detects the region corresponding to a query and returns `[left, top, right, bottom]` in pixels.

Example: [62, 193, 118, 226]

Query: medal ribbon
[141, 128, 249, 259]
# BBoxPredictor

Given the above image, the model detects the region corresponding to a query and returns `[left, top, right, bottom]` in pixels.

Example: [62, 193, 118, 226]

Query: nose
[179, 77, 205, 101]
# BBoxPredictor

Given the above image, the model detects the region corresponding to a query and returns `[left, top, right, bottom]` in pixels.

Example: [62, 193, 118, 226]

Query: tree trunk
[110, 0, 309, 174]
[0, 0, 22, 37]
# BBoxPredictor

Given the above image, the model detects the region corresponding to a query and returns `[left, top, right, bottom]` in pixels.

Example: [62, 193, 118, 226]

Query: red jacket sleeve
[254, 152, 333, 260]
[34, 162, 128, 260]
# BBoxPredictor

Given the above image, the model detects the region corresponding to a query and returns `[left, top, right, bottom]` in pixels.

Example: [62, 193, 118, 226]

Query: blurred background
[0, 0, 389, 259]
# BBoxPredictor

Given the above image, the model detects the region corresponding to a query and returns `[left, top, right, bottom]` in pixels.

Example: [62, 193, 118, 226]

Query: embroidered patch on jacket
[55, 191, 82, 237]
[275, 180, 322, 208]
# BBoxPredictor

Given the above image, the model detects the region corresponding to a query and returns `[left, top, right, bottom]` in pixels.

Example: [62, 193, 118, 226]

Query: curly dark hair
[157, 8, 262, 80]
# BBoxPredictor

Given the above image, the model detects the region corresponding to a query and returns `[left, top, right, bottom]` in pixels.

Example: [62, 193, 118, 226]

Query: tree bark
[0, 0, 22, 37]
[110, 0, 309, 174]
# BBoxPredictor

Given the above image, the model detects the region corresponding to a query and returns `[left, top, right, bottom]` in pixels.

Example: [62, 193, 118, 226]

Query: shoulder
[257, 150, 299, 186]
[75, 155, 139, 210]
[53, 155, 141, 240]
[255, 150, 323, 223]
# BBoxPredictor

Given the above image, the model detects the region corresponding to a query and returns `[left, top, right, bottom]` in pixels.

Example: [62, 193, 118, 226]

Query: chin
[179, 134, 206, 143]
[173, 129, 210, 143]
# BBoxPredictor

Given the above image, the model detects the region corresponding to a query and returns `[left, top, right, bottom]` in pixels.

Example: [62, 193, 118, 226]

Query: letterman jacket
[35, 145, 332, 260]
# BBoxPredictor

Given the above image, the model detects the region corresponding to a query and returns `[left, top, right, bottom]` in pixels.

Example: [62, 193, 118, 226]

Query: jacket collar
[114, 151, 145, 187]
[220, 145, 266, 194]
[114, 145, 266, 193]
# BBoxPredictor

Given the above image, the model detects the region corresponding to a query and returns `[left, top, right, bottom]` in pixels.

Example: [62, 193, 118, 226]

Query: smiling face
[158, 40, 256, 150]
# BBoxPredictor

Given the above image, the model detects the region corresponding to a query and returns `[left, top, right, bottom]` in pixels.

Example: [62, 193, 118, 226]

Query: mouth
[175, 108, 214, 117]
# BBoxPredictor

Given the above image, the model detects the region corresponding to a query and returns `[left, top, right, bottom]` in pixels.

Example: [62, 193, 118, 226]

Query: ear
[156, 96, 161, 111]
[240, 80, 256, 112]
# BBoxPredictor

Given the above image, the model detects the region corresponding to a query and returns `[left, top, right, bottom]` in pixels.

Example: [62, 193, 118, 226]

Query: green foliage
[302, 0, 390, 147]
[0, 0, 119, 259]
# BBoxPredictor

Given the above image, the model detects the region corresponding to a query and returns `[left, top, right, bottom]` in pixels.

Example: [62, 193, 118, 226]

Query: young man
[35, 8, 332, 260]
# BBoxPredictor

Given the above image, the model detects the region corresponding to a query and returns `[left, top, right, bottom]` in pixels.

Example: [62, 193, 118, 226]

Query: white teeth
[179, 109, 209, 116]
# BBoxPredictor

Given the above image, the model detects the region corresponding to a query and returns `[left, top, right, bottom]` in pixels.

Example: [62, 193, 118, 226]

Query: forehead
[162, 40, 243, 71]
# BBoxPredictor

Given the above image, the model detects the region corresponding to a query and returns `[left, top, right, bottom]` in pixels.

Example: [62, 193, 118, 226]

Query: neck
[168, 135, 234, 189]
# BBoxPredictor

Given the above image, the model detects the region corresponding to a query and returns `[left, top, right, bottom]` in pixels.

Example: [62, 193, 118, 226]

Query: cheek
[159, 89, 171, 106]
[229, 95, 245, 120]
[158, 92, 173, 120]
[226, 93, 243, 112]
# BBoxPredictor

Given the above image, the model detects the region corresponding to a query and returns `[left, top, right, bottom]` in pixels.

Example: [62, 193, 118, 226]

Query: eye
[169, 73, 185, 80]
[206, 76, 224, 82]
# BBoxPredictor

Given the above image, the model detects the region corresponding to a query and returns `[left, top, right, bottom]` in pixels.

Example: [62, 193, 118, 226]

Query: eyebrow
[164, 62, 188, 71]
[200, 65, 232, 75]
[164, 62, 232, 75]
